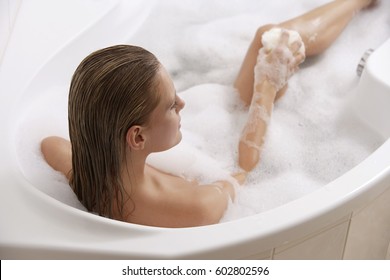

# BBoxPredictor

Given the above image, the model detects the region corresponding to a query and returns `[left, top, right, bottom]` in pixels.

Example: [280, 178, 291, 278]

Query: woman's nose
[177, 96, 185, 111]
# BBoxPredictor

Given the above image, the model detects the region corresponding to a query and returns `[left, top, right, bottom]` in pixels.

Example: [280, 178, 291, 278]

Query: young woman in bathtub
[41, 0, 377, 227]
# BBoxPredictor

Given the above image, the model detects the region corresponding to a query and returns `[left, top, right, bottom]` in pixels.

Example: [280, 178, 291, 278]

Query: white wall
[0, 0, 22, 63]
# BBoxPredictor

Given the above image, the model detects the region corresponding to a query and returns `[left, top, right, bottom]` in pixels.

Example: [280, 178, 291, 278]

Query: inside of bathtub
[15, 0, 389, 223]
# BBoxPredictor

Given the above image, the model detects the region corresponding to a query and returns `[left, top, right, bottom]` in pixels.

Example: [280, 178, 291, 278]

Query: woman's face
[145, 65, 185, 152]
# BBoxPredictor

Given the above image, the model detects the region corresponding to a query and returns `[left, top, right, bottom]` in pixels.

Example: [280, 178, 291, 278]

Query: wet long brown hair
[68, 45, 161, 219]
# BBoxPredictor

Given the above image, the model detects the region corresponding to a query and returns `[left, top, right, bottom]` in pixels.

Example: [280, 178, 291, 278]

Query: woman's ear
[126, 126, 146, 150]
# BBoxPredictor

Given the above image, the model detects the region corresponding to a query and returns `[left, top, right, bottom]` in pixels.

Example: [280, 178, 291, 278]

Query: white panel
[344, 187, 390, 259]
[274, 220, 350, 260]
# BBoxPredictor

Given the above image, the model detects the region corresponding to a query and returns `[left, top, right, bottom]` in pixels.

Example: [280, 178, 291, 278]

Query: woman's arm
[238, 29, 304, 172]
[238, 80, 276, 172]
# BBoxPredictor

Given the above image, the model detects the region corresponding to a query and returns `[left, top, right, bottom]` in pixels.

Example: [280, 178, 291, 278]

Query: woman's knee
[254, 24, 277, 42]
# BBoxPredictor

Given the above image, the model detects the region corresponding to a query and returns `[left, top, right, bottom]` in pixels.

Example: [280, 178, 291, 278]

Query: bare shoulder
[41, 136, 72, 180]
[41, 136, 71, 152]
[129, 168, 231, 227]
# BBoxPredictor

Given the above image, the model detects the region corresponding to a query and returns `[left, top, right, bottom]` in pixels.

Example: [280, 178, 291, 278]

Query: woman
[41, 0, 377, 227]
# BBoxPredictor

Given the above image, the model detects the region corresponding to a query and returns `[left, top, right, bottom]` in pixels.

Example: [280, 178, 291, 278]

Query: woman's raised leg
[235, 0, 377, 105]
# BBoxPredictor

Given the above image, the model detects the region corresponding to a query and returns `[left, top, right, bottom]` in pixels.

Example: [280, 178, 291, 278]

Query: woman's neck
[121, 149, 149, 191]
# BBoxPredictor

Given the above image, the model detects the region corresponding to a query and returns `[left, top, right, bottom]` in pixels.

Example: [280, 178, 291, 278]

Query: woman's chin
[174, 131, 183, 146]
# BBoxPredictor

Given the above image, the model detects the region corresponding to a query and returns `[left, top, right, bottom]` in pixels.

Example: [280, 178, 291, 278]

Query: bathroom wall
[0, 0, 22, 63]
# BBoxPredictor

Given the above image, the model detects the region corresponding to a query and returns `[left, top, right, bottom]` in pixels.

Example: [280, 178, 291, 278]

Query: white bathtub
[1, 0, 390, 259]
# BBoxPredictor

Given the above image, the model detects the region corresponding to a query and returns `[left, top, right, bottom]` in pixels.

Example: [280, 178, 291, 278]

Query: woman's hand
[255, 29, 305, 92]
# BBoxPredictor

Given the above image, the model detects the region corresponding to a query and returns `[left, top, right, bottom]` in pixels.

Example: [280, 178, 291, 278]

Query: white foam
[17, 0, 389, 223]
[261, 27, 305, 55]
